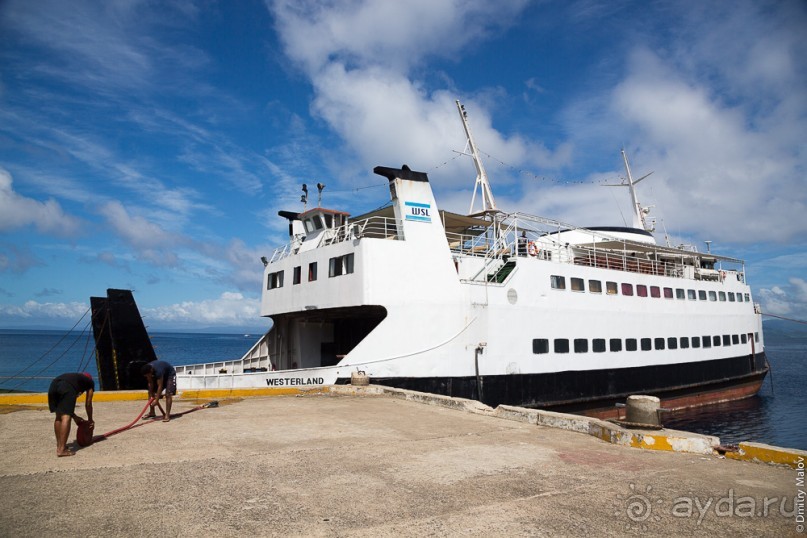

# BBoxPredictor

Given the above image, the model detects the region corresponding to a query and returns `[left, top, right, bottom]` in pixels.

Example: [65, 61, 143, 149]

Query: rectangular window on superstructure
[293, 266, 301, 285]
[709, 291, 717, 301]
[606, 281, 618, 295]
[610, 339, 622, 352]
[550, 275, 566, 290]
[650, 286, 661, 298]
[641, 338, 652, 351]
[589, 280, 602, 293]
[308, 262, 318, 281]
[622, 283, 634, 296]
[741, 334, 748, 344]
[328, 254, 354, 277]
[532, 339, 549, 354]
[626, 338, 638, 351]
[688, 289, 697, 300]
[267, 270, 284, 290]
[728, 292, 736, 302]
[754, 332, 759, 342]
[719, 291, 726, 301]
[698, 290, 707, 301]
[574, 339, 588, 353]
[593, 339, 606, 353]
[737, 294, 743, 303]
[571, 277, 585, 292]
[664, 287, 674, 299]
[745, 293, 751, 302]
[676, 288, 685, 299]
[692, 336, 701, 348]
[637, 284, 648, 297]
[703, 336, 712, 348]
[722, 334, 731, 346]
[732, 334, 739, 345]
[668, 337, 678, 350]
[654, 337, 665, 350]
[713, 335, 721, 346]
[554, 339, 570, 353]
[681, 337, 690, 349]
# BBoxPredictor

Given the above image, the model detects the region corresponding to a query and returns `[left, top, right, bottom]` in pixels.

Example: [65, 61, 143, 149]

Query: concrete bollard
[625, 395, 662, 427]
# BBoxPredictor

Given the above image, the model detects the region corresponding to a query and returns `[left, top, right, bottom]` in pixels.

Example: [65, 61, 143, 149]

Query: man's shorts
[165, 373, 177, 396]
[48, 378, 79, 416]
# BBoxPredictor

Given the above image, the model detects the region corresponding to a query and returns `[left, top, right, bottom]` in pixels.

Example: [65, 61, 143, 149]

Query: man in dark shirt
[141, 360, 177, 422]
[48, 372, 94, 457]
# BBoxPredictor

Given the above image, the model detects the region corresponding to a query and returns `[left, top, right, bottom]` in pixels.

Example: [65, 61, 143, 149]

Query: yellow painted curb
[725, 442, 807, 468]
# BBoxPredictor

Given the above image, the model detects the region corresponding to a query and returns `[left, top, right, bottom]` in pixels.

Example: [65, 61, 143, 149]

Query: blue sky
[1, 0, 805, 332]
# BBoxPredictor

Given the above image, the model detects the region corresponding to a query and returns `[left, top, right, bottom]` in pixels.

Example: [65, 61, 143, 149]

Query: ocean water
[0, 329, 257, 393]
[1, 329, 804, 450]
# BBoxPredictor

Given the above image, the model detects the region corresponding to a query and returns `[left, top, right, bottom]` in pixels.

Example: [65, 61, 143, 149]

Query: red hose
[97, 397, 157, 439]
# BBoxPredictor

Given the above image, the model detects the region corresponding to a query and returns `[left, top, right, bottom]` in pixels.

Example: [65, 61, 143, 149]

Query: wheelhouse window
[732, 334, 739, 345]
[550, 275, 566, 290]
[664, 287, 674, 299]
[713, 335, 721, 347]
[589, 280, 602, 294]
[267, 270, 284, 290]
[650, 286, 661, 298]
[692, 336, 701, 348]
[680, 337, 690, 349]
[728, 292, 736, 302]
[698, 290, 707, 301]
[688, 289, 697, 300]
[533, 339, 549, 354]
[676, 288, 685, 300]
[293, 266, 302, 285]
[606, 281, 618, 295]
[722, 334, 731, 346]
[667, 337, 678, 350]
[308, 262, 318, 282]
[554, 339, 570, 353]
[703, 336, 712, 348]
[571, 278, 585, 292]
[709, 291, 717, 301]
[737, 294, 744, 303]
[626, 338, 638, 351]
[654, 338, 665, 350]
[574, 339, 588, 353]
[719, 292, 726, 301]
[593, 339, 606, 353]
[610, 339, 622, 352]
[741, 334, 748, 344]
[641, 338, 652, 351]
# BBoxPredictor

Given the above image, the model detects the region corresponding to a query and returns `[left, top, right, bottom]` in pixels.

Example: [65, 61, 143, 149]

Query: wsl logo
[405, 201, 431, 223]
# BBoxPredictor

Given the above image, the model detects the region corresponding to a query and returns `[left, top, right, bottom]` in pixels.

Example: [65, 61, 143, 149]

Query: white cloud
[758, 278, 807, 320]
[0, 300, 88, 320]
[0, 168, 81, 236]
[144, 292, 263, 327]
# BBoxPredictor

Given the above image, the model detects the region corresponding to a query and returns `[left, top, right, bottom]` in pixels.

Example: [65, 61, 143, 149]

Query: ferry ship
[174, 101, 768, 417]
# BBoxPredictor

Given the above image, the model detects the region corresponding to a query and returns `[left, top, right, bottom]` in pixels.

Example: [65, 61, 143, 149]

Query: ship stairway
[487, 260, 517, 283]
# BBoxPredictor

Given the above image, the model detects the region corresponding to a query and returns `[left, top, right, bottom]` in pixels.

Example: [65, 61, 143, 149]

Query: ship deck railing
[447, 212, 745, 284]
[267, 216, 403, 264]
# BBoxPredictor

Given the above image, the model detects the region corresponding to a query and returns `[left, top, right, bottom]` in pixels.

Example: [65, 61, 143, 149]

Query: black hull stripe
[338, 353, 769, 411]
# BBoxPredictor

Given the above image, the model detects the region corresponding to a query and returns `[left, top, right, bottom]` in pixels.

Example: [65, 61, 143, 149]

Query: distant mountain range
[763, 318, 807, 339]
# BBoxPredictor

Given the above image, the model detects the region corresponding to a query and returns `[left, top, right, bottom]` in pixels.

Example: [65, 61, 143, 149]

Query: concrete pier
[0, 391, 801, 536]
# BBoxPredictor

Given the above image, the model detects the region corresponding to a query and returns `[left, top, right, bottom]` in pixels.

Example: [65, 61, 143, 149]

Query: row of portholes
[549, 275, 750, 303]
[532, 332, 760, 355]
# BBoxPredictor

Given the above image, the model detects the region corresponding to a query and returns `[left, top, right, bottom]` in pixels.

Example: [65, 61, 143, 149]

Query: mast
[604, 150, 655, 232]
[456, 100, 497, 214]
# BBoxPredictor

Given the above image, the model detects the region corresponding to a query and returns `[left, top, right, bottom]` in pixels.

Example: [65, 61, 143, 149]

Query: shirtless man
[48, 372, 94, 457]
